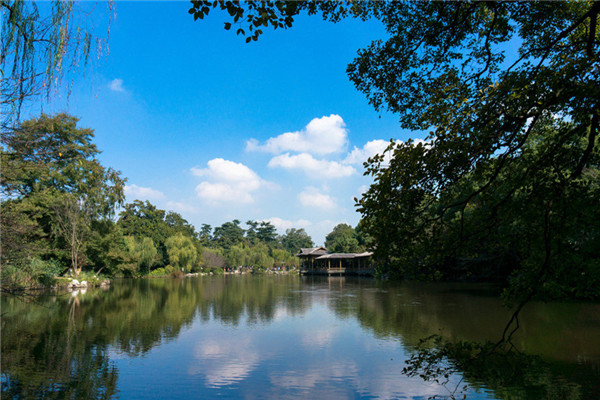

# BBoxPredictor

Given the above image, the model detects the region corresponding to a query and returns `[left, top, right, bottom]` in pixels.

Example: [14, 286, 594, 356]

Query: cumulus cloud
[109, 78, 125, 92]
[268, 153, 356, 179]
[246, 114, 348, 155]
[192, 158, 269, 205]
[298, 187, 337, 210]
[124, 184, 165, 201]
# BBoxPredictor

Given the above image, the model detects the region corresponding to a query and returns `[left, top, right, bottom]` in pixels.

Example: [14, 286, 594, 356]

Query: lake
[1, 275, 599, 399]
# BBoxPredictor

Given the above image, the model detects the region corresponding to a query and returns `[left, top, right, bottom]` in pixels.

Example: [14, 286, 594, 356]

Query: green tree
[198, 223, 213, 246]
[256, 221, 277, 244]
[165, 211, 196, 238]
[165, 233, 198, 272]
[325, 224, 361, 254]
[213, 219, 245, 249]
[1, 113, 125, 278]
[118, 200, 171, 264]
[280, 228, 314, 254]
[125, 236, 158, 275]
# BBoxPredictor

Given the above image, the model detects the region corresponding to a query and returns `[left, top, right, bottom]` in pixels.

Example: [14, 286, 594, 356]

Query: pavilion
[296, 247, 374, 276]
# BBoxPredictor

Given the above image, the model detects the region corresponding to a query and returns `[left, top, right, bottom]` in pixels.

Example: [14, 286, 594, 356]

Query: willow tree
[165, 233, 198, 273]
[0, 0, 113, 128]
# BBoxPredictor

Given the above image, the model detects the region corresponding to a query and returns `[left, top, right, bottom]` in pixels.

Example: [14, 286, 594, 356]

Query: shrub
[252, 265, 267, 274]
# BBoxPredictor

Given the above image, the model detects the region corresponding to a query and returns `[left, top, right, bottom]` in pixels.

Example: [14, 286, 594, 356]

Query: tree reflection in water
[1, 276, 598, 399]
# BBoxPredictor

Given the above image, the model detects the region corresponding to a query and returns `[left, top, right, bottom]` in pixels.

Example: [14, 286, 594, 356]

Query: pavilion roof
[315, 252, 373, 260]
[296, 247, 328, 257]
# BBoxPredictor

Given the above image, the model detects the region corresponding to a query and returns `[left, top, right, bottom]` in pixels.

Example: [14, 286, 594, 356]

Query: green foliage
[1, 113, 125, 281]
[1, 257, 65, 288]
[198, 223, 213, 246]
[165, 211, 196, 238]
[256, 221, 277, 243]
[325, 223, 361, 253]
[165, 233, 199, 273]
[205, 267, 224, 275]
[148, 265, 176, 278]
[252, 265, 267, 274]
[280, 228, 314, 254]
[213, 219, 245, 249]
[125, 236, 158, 275]
[2, 113, 125, 216]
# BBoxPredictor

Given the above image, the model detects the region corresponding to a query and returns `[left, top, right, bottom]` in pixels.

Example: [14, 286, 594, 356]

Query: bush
[148, 265, 175, 277]
[251, 265, 267, 274]
[1, 258, 66, 288]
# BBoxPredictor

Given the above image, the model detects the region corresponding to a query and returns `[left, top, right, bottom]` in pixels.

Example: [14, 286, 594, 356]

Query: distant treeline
[0, 113, 373, 289]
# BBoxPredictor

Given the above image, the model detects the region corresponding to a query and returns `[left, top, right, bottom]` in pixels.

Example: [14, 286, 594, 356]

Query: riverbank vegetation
[0, 114, 317, 291]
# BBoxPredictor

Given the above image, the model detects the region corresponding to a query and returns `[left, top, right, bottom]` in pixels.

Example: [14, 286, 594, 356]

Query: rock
[80, 281, 88, 287]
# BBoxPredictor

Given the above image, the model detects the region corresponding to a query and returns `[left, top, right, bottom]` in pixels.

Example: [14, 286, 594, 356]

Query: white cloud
[192, 158, 269, 205]
[246, 114, 348, 155]
[265, 217, 311, 232]
[124, 184, 165, 201]
[344, 138, 432, 166]
[109, 78, 125, 92]
[268, 153, 356, 179]
[298, 187, 337, 210]
[344, 139, 395, 165]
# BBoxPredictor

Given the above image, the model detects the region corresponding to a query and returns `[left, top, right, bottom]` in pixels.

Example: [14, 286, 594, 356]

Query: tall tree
[1, 113, 125, 277]
[198, 223, 213, 246]
[245, 220, 259, 244]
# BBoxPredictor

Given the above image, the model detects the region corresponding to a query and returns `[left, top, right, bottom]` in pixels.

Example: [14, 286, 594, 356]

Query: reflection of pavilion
[296, 247, 374, 276]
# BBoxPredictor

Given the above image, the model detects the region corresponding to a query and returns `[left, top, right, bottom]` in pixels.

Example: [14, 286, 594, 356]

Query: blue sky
[28, 2, 426, 245]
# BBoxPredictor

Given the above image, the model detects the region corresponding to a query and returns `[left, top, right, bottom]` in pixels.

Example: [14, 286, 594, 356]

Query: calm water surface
[1, 275, 599, 399]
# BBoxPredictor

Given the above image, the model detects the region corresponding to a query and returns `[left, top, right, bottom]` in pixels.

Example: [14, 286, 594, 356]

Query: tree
[325, 223, 361, 254]
[256, 221, 277, 244]
[198, 224, 213, 246]
[125, 236, 158, 275]
[213, 219, 245, 249]
[202, 247, 226, 269]
[165, 233, 198, 272]
[165, 211, 196, 238]
[118, 200, 170, 263]
[1, 113, 125, 278]
[1, 1, 113, 128]
[52, 194, 91, 277]
[280, 228, 314, 254]
[245, 220, 259, 244]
